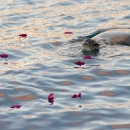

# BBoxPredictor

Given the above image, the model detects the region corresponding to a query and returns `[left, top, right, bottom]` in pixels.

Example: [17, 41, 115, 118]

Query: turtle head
[81, 38, 100, 54]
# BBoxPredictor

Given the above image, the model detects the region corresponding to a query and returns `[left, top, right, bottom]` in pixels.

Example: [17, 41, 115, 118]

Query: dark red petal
[80, 62, 85, 65]
[15, 105, 22, 108]
[77, 93, 81, 98]
[0, 54, 8, 58]
[72, 94, 78, 98]
[10, 105, 15, 108]
[64, 32, 73, 34]
[19, 34, 27, 37]
[74, 61, 85, 66]
[48, 98, 54, 104]
[10, 104, 22, 108]
[84, 55, 91, 59]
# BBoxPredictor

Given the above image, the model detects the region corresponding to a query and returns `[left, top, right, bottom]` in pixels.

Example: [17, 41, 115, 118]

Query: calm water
[0, 0, 130, 130]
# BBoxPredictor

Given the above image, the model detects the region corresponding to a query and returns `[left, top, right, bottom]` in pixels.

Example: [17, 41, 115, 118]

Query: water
[0, 0, 130, 130]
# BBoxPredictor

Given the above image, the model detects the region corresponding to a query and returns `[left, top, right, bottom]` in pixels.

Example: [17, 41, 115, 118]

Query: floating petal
[64, 32, 73, 34]
[72, 94, 78, 98]
[11, 104, 22, 109]
[74, 61, 85, 66]
[19, 34, 27, 38]
[77, 93, 81, 98]
[0, 54, 8, 58]
[84, 55, 91, 59]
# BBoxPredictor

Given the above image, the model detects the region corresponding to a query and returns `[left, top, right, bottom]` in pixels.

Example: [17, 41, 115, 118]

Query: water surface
[0, 0, 130, 130]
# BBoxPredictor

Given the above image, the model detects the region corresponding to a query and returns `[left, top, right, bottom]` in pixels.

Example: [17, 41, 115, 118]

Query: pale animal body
[93, 29, 130, 46]
[82, 29, 130, 54]
[57, 29, 130, 57]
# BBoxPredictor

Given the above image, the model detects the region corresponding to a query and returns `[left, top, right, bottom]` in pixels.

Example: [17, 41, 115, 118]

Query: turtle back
[92, 29, 130, 46]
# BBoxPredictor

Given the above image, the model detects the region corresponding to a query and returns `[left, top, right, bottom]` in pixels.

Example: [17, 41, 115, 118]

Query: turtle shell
[92, 29, 130, 46]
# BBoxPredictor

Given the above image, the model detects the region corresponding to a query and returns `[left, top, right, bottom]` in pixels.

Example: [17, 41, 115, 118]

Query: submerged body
[57, 28, 130, 57]
[81, 29, 130, 54]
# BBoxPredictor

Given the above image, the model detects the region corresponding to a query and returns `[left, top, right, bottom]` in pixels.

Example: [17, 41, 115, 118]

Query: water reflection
[10, 94, 38, 101]
[0, 0, 130, 130]
[100, 91, 116, 96]
[96, 71, 111, 75]
[60, 81, 72, 85]
[82, 75, 94, 80]
[115, 70, 130, 74]
[111, 124, 130, 129]
[0, 93, 5, 97]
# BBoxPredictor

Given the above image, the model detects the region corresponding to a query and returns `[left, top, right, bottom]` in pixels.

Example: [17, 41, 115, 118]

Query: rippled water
[0, 0, 130, 130]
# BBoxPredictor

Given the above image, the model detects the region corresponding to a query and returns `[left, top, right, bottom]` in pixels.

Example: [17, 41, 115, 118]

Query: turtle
[81, 29, 130, 55]
[57, 28, 130, 57]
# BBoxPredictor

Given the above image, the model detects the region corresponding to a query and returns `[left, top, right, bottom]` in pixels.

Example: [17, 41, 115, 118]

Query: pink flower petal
[74, 61, 85, 66]
[48, 93, 55, 104]
[15, 105, 22, 108]
[48, 93, 54, 99]
[72, 94, 78, 98]
[84, 55, 91, 59]
[11, 104, 22, 109]
[64, 32, 73, 34]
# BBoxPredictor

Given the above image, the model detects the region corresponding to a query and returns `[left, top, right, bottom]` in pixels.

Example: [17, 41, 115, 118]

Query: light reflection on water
[0, 0, 130, 130]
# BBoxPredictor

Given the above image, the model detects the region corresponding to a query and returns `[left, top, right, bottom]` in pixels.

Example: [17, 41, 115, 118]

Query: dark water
[0, 0, 130, 130]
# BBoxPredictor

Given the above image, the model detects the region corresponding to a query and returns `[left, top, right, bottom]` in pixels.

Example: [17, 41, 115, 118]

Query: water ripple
[0, 0, 130, 130]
